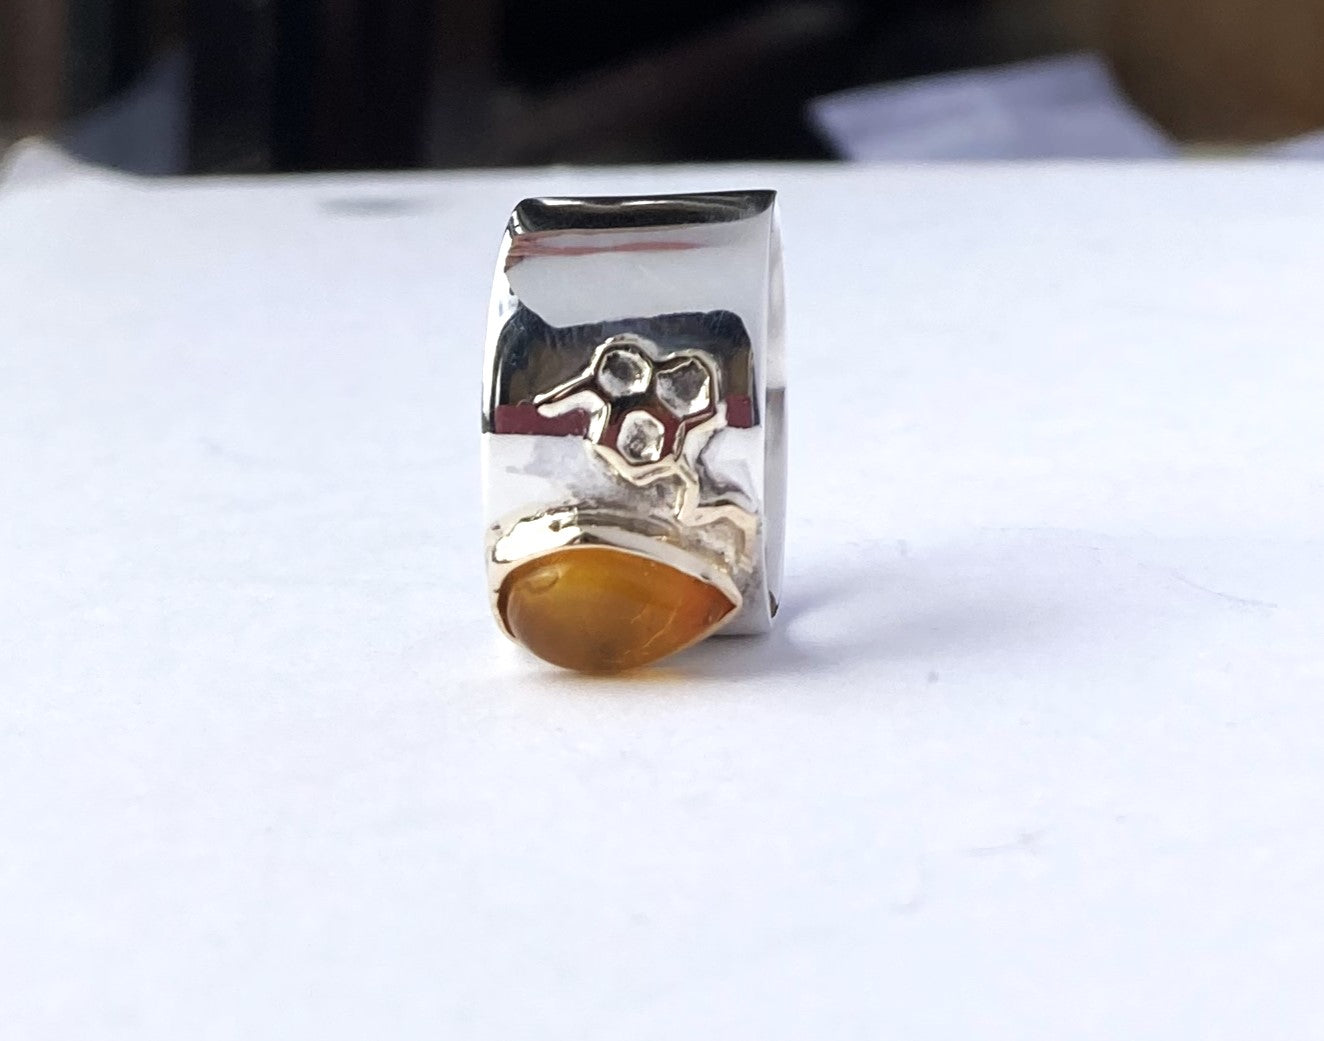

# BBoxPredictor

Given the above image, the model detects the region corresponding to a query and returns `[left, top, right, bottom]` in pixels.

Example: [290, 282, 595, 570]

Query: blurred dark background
[4, 0, 1324, 172]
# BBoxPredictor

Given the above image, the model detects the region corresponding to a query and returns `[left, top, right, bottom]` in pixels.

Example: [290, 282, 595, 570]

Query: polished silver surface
[483, 189, 785, 637]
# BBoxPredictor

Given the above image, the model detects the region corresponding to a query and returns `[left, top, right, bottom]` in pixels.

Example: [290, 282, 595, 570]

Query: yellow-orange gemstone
[498, 546, 736, 673]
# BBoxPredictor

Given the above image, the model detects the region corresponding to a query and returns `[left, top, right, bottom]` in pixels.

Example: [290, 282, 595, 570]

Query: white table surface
[3, 154, 1324, 1040]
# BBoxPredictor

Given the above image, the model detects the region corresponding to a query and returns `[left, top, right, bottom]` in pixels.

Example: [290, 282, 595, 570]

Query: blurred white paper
[810, 53, 1175, 160]
[1261, 128, 1324, 158]
[0, 138, 88, 188]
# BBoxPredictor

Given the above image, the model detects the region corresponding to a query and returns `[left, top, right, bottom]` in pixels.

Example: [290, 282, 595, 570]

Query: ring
[482, 190, 786, 673]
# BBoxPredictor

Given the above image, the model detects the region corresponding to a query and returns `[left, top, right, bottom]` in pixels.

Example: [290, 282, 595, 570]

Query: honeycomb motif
[654, 357, 712, 418]
[596, 347, 652, 398]
[533, 334, 720, 479]
[617, 411, 666, 464]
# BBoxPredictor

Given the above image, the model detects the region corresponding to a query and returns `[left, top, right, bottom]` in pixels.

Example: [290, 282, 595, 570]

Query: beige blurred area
[991, 0, 1324, 143]
[0, 0, 68, 147]
[1107, 0, 1324, 142]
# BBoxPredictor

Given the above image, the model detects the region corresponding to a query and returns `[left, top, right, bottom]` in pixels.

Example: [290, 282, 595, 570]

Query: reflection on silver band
[483, 189, 786, 641]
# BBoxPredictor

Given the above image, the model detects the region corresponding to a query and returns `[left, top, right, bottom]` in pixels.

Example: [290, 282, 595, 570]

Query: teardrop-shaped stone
[498, 546, 736, 673]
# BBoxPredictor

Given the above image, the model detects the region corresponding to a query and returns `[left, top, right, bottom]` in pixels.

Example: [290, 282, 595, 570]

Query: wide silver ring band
[482, 190, 786, 670]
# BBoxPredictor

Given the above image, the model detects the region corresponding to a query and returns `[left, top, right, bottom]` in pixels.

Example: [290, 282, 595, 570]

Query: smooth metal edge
[511, 189, 777, 235]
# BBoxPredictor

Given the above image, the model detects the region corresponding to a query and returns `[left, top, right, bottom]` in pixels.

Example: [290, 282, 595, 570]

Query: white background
[3, 156, 1324, 1039]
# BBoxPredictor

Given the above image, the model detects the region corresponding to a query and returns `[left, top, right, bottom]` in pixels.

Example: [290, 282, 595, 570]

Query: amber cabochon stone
[498, 546, 736, 673]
